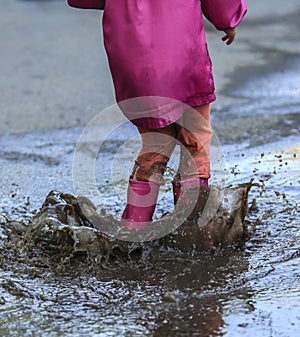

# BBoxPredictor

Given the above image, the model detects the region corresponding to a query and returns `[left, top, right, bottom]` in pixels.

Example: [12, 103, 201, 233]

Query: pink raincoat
[102, 0, 247, 128]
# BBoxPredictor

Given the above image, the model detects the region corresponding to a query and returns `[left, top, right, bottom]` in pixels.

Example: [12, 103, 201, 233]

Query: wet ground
[1, 0, 300, 336]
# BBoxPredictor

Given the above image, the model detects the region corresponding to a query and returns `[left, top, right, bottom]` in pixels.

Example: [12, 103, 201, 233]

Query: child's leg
[121, 123, 178, 230]
[177, 104, 212, 181]
[172, 104, 212, 218]
[131, 124, 178, 184]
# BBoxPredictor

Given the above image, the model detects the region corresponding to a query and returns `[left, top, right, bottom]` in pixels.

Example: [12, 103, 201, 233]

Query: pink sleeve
[201, 0, 247, 30]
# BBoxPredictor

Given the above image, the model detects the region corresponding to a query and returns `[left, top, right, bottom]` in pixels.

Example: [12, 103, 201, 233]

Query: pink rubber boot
[121, 179, 160, 230]
[172, 177, 209, 222]
[173, 177, 208, 207]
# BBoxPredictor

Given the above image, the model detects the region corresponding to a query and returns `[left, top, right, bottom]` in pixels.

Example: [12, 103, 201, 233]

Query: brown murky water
[0, 178, 299, 336]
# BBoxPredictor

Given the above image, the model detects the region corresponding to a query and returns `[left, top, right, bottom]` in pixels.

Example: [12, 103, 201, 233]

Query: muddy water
[1, 59, 300, 336]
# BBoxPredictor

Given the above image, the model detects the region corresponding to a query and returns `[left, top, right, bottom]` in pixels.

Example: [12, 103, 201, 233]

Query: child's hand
[222, 28, 237, 45]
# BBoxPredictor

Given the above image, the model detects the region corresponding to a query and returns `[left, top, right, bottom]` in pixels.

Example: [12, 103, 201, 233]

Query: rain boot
[121, 179, 160, 230]
[172, 177, 209, 223]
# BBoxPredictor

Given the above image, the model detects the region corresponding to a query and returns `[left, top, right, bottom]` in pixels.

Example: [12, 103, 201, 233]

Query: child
[101, 0, 247, 230]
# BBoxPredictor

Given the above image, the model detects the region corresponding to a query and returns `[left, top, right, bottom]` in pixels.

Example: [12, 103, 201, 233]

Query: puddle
[1, 123, 299, 336]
